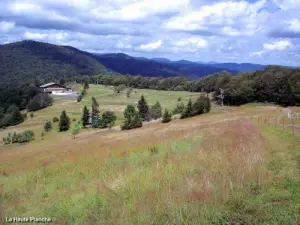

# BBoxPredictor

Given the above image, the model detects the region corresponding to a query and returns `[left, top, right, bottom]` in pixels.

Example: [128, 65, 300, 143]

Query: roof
[39, 82, 66, 88]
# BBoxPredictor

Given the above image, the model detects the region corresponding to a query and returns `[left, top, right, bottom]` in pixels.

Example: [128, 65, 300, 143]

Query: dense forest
[0, 40, 111, 85]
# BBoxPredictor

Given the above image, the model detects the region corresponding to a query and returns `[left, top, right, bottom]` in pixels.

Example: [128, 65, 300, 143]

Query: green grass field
[0, 86, 300, 225]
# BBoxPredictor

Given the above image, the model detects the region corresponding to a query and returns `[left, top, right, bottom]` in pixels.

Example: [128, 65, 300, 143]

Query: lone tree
[126, 87, 133, 98]
[150, 101, 162, 119]
[72, 122, 81, 139]
[122, 105, 142, 130]
[59, 110, 70, 132]
[91, 97, 100, 127]
[137, 95, 150, 121]
[82, 106, 90, 128]
[162, 109, 172, 123]
[84, 80, 89, 89]
[101, 111, 117, 129]
[44, 121, 52, 132]
[181, 99, 193, 119]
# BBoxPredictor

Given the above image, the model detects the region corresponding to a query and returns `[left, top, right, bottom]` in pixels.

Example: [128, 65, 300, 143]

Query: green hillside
[0, 40, 111, 85]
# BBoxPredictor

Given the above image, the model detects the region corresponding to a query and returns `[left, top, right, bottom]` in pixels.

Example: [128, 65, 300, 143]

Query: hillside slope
[0, 40, 111, 84]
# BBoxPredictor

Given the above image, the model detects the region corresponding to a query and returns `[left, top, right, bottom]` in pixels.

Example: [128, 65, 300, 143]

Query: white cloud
[286, 19, 300, 32]
[24, 31, 68, 41]
[163, 0, 267, 35]
[174, 37, 208, 48]
[263, 40, 292, 50]
[250, 51, 265, 57]
[92, 0, 189, 21]
[0, 21, 15, 33]
[140, 40, 162, 50]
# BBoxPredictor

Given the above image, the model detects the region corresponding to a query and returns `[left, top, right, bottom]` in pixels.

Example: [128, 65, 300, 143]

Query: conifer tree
[150, 101, 162, 119]
[44, 121, 52, 132]
[162, 109, 172, 123]
[137, 95, 151, 121]
[181, 99, 193, 119]
[204, 95, 211, 113]
[82, 106, 90, 127]
[122, 105, 142, 130]
[91, 97, 100, 126]
[59, 110, 70, 132]
[84, 80, 89, 89]
[193, 96, 205, 116]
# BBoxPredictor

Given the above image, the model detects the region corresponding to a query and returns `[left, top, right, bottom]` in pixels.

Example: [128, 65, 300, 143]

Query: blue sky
[0, 0, 300, 66]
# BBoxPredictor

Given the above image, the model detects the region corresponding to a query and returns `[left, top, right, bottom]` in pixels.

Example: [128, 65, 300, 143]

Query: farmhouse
[39, 82, 71, 94]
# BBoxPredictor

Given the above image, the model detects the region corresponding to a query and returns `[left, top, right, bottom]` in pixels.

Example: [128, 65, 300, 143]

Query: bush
[77, 94, 83, 102]
[53, 117, 59, 123]
[3, 130, 35, 144]
[44, 121, 52, 132]
[30, 112, 34, 118]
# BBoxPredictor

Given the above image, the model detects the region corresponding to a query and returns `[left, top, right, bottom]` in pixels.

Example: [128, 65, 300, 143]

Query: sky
[0, 0, 300, 66]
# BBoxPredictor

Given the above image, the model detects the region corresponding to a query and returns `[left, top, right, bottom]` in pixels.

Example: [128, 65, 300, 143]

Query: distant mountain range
[0, 40, 269, 85]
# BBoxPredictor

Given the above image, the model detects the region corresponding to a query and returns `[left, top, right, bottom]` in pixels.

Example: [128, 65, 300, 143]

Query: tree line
[70, 66, 300, 106]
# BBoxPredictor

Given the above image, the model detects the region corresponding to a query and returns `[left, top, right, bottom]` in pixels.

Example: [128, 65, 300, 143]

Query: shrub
[44, 121, 52, 132]
[53, 117, 59, 123]
[3, 130, 35, 144]
[148, 146, 159, 155]
[77, 94, 83, 102]
[30, 112, 34, 118]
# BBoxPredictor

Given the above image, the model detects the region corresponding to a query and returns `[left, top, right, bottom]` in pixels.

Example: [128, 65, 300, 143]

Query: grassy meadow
[0, 85, 300, 224]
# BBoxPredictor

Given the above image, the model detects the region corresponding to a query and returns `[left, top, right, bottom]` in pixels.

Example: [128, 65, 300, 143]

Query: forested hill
[93, 53, 188, 78]
[0, 40, 111, 85]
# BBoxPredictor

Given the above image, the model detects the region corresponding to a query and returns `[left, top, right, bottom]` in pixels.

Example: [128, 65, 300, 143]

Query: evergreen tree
[203, 95, 211, 113]
[173, 102, 185, 114]
[84, 80, 89, 89]
[150, 101, 162, 119]
[137, 95, 150, 121]
[122, 105, 142, 130]
[162, 109, 172, 123]
[181, 99, 193, 119]
[193, 96, 205, 116]
[59, 110, 70, 132]
[5, 105, 24, 126]
[101, 111, 117, 128]
[60, 77, 66, 85]
[82, 106, 90, 127]
[44, 121, 52, 132]
[91, 97, 100, 126]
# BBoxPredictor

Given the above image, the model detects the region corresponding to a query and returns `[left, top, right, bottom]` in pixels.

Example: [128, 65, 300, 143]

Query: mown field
[0, 84, 200, 146]
[0, 86, 300, 225]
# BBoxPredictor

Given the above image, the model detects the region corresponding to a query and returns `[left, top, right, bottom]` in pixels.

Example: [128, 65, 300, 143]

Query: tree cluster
[27, 93, 53, 111]
[0, 105, 25, 128]
[180, 95, 211, 119]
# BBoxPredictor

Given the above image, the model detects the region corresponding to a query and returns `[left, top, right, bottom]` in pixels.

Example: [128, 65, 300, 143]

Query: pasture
[0, 86, 300, 224]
